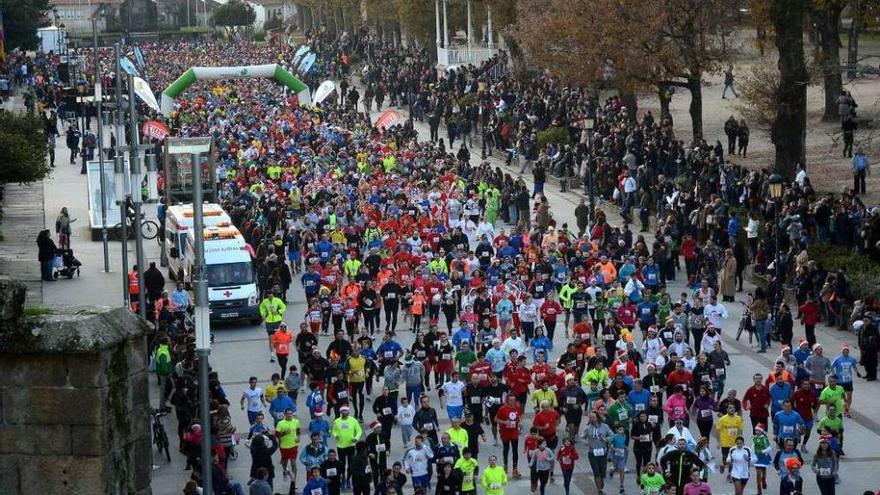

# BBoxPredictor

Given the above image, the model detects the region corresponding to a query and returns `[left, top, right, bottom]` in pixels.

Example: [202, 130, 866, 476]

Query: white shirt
[726, 446, 753, 479]
[397, 404, 416, 426]
[242, 387, 264, 412]
[501, 336, 526, 356]
[623, 176, 638, 193]
[703, 303, 729, 328]
[518, 301, 539, 323]
[404, 445, 434, 477]
[441, 380, 466, 406]
[624, 278, 645, 297]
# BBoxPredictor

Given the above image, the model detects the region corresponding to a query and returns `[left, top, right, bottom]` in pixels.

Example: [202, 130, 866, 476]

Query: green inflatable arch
[159, 64, 310, 115]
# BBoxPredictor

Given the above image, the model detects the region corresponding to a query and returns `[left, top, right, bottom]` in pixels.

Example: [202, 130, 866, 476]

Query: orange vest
[128, 271, 139, 294]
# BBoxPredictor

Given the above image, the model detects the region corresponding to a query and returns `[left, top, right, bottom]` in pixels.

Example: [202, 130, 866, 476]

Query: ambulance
[165, 204, 260, 323]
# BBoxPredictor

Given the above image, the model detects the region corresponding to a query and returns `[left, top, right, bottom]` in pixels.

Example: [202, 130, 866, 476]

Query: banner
[142, 120, 171, 140]
[133, 46, 146, 72]
[298, 52, 316, 75]
[314, 80, 336, 104]
[375, 109, 405, 130]
[120, 56, 139, 76]
[292, 45, 310, 66]
[133, 76, 160, 112]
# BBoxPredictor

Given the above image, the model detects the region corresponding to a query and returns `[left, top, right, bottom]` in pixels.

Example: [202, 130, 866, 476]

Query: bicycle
[115, 212, 159, 240]
[736, 300, 753, 343]
[151, 409, 171, 462]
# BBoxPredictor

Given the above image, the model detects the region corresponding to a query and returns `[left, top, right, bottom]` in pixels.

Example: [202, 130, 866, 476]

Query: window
[206, 262, 254, 288]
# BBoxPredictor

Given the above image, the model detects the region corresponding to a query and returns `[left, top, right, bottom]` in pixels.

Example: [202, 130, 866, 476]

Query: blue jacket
[772, 410, 804, 441]
[769, 382, 793, 414]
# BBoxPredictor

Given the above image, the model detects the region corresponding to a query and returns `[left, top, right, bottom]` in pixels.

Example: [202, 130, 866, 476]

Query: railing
[437, 45, 499, 68]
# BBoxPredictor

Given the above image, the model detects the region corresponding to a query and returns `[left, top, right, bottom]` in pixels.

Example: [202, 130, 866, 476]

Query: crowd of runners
[6, 26, 880, 495]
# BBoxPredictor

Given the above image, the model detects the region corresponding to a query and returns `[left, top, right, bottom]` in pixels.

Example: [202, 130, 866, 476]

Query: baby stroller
[53, 249, 82, 279]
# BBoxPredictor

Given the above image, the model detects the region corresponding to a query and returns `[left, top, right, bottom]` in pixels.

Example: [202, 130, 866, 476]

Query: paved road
[23, 96, 880, 495]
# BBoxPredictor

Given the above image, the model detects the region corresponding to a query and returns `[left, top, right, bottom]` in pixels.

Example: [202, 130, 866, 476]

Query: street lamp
[768, 171, 784, 301]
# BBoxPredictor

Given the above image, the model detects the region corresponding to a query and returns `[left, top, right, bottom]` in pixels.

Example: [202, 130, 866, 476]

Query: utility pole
[192, 153, 213, 495]
[114, 43, 130, 308]
[93, 17, 109, 272]
[127, 72, 147, 320]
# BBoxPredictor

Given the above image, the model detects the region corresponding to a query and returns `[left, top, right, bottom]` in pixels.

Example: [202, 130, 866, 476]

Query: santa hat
[616, 349, 627, 358]
[755, 424, 765, 432]
[798, 339, 809, 347]
[370, 420, 381, 429]
[314, 406, 325, 416]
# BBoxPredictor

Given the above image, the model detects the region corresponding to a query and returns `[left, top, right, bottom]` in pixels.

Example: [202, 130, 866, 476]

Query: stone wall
[0, 277, 152, 495]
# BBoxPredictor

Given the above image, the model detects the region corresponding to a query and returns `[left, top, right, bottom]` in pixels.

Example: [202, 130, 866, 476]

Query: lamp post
[92, 13, 110, 272]
[128, 72, 148, 321]
[192, 153, 214, 495]
[114, 43, 130, 308]
[768, 172, 784, 299]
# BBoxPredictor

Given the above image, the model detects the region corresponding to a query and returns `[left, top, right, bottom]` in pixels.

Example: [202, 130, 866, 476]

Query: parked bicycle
[151, 408, 171, 463]
[115, 211, 159, 240]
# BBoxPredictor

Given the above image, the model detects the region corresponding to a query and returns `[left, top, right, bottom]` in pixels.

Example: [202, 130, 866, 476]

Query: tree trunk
[658, 84, 673, 125]
[687, 77, 703, 143]
[847, 0, 862, 79]
[818, 5, 844, 121]
[771, 0, 808, 179]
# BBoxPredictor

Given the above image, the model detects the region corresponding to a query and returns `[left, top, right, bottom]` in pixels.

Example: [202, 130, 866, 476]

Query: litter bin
[560, 178, 569, 193]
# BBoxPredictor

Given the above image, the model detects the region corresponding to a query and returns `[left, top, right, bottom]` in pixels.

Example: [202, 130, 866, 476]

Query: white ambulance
[165, 204, 260, 323]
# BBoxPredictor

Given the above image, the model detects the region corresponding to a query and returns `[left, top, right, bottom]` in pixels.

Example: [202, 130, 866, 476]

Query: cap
[565, 374, 575, 382]
[813, 343, 823, 350]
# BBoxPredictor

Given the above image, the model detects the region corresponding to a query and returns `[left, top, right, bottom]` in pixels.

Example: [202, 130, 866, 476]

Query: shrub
[457, 92, 478, 109]
[0, 112, 49, 185]
[536, 126, 571, 150]
[807, 243, 880, 301]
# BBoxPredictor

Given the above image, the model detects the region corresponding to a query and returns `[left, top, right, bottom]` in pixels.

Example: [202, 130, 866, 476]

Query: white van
[165, 204, 260, 323]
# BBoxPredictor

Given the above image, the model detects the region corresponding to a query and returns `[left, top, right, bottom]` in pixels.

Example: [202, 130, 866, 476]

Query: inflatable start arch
[160, 63, 310, 115]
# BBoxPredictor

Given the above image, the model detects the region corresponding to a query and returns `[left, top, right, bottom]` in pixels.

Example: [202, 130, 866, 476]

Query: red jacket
[798, 301, 820, 326]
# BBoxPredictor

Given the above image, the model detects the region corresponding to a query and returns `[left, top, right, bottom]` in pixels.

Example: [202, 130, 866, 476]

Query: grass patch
[807, 243, 880, 301]
[23, 306, 54, 317]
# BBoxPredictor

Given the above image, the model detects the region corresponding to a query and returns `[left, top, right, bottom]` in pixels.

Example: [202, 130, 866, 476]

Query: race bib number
[424, 423, 434, 430]
[471, 396, 482, 404]
[613, 448, 625, 457]
[604, 334, 615, 341]
[716, 368, 725, 376]
[507, 420, 516, 428]
[326, 468, 337, 477]
[442, 353, 451, 360]
[566, 397, 577, 405]
[338, 391, 348, 399]
[312, 489, 323, 495]
[663, 332, 673, 340]
[819, 467, 831, 476]
[618, 410, 628, 420]
[648, 415, 659, 424]
[635, 403, 645, 411]
[384, 351, 394, 358]
[340, 423, 349, 430]
[650, 385, 660, 393]
[727, 428, 738, 437]
[702, 375, 710, 382]
[639, 434, 651, 442]
[386, 293, 396, 299]
[443, 456, 454, 464]
[376, 444, 386, 452]
[674, 407, 684, 416]
[592, 448, 605, 456]
[782, 425, 794, 434]
[417, 351, 426, 358]
[700, 409, 711, 418]
[490, 483, 501, 490]
[382, 407, 392, 415]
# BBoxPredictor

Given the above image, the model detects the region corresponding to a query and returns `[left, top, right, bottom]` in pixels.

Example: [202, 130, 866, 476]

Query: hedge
[537, 126, 571, 150]
[807, 243, 880, 301]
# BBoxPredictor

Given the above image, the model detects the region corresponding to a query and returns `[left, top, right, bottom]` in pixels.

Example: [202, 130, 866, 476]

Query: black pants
[863, 349, 878, 380]
[805, 324, 816, 348]
[696, 418, 713, 439]
[277, 354, 289, 379]
[502, 438, 519, 467]
[384, 304, 399, 332]
[727, 134, 736, 154]
[634, 447, 652, 475]
[363, 310, 377, 334]
[854, 169, 867, 195]
[536, 470, 550, 495]
[351, 382, 365, 419]
[817, 475, 836, 495]
[338, 446, 354, 481]
[545, 320, 557, 342]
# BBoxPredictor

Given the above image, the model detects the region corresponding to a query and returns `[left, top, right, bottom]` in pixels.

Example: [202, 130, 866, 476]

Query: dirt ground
[637, 30, 880, 204]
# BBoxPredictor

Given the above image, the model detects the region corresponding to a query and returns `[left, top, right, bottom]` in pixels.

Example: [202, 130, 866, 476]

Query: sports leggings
[502, 438, 519, 468]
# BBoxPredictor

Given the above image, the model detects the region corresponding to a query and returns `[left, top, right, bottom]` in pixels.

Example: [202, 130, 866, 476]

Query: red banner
[142, 120, 171, 140]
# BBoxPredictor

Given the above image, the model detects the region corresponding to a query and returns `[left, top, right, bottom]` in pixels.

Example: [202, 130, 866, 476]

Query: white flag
[132, 77, 160, 112]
